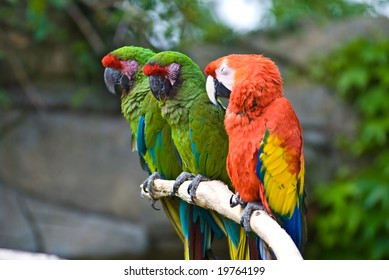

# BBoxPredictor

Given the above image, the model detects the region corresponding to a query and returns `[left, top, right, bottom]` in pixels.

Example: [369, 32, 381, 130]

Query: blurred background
[0, 0, 389, 260]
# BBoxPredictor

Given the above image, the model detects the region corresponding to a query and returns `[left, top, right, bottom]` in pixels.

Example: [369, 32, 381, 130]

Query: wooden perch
[140, 179, 303, 260]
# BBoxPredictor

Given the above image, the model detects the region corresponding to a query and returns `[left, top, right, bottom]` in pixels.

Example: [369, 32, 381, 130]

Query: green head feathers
[144, 51, 204, 81]
[102, 46, 157, 125]
[146, 51, 200, 70]
[102, 46, 155, 96]
[109, 46, 156, 66]
[143, 51, 205, 103]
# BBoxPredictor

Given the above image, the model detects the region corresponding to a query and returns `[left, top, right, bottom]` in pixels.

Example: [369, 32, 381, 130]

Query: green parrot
[142, 51, 258, 260]
[102, 46, 221, 259]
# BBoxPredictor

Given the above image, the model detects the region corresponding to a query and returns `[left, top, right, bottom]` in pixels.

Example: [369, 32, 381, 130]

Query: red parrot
[205, 54, 306, 256]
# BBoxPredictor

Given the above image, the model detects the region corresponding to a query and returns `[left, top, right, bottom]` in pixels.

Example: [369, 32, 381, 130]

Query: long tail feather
[180, 201, 223, 259]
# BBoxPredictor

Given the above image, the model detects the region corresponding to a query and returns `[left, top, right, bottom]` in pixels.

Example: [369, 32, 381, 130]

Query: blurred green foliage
[1, 0, 233, 50]
[308, 38, 389, 259]
[268, 0, 371, 31]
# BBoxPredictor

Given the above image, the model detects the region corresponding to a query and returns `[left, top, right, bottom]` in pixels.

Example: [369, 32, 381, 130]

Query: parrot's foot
[187, 174, 209, 204]
[230, 192, 247, 208]
[170, 172, 195, 198]
[141, 172, 162, 211]
[241, 202, 264, 233]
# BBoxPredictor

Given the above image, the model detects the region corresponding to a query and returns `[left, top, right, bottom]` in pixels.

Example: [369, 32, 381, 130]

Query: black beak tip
[214, 79, 231, 99]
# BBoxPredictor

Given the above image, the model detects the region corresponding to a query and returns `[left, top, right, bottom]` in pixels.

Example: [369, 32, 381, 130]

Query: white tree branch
[140, 179, 303, 260]
[0, 248, 61, 260]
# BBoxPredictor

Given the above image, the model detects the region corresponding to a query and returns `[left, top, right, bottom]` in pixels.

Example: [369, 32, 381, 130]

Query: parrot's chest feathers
[121, 95, 143, 124]
[227, 136, 262, 202]
[225, 109, 264, 133]
[225, 110, 267, 202]
[160, 103, 189, 126]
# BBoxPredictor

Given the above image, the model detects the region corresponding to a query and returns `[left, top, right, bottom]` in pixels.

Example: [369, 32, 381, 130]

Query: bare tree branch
[0, 248, 60, 260]
[140, 179, 303, 260]
[0, 28, 47, 117]
[65, 2, 104, 54]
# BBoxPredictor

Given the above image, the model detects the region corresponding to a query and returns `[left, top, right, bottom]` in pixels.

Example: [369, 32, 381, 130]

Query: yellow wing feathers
[259, 133, 299, 218]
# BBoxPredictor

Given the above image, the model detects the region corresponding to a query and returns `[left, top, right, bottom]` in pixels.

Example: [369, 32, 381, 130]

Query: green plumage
[113, 47, 156, 150]
[144, 51, 252, 259]
[145, 52, 230, 183]
[102, 46, 185, 246]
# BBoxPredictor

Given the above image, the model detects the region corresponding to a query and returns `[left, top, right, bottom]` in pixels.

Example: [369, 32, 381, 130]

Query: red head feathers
[101, 54, 122, 70]
[142, 64, 168, 76]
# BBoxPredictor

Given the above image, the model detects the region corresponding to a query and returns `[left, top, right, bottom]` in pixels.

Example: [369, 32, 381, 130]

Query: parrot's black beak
[206, 76, 231, 108]
[149, 75, 172, 101]
[214, 78, 231, 99]
[104, 67, 131, 96]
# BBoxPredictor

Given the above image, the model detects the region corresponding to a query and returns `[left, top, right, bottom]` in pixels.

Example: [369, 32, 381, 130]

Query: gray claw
[230, 192, 247, 208]
[170, 172, 195, 197]
[241, 202, 264, 232]
[141, 172, 162, 210]
[187, 174, 209, 203]
[151, 200, 160, 211]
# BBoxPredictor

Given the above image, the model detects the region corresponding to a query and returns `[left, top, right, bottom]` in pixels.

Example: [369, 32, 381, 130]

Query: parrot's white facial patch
[215, 61, 234, 91]
[206, 75, 218, 106]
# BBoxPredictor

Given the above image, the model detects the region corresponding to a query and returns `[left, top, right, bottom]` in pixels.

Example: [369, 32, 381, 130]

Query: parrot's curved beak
[104, 67, 122, 95]
[214, 78, 231, 98]
[206, 76, 231, 107]
[149, 75, 172, 101]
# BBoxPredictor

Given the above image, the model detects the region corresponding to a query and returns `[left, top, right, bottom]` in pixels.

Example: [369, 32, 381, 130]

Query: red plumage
[142, 64, 168, 76]
[205, 54, 306, 254]
[101, 54, 122, 70]
[226, 97, 302, 214]
[205, 54, 304, 217]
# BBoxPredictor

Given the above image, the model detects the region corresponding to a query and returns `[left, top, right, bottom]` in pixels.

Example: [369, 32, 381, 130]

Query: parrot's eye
[220, 66, 232, 76]
[215, 64, 234, 92]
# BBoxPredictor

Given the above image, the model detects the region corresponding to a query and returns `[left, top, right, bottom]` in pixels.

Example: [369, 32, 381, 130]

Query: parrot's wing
[189, 95, 255, 260]
[137, 94, 185, 244]
[136, 115, 151, 174]
[255, 99, 305, 250]
[142, 94, 182, 179]
[188, 95, 230, 184]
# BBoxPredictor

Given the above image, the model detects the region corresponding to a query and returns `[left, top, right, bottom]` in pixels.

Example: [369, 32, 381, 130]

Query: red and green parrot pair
[102, 47, 306, 259]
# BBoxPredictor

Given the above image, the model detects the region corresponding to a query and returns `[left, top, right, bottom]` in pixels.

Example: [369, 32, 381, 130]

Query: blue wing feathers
[137, 115, 147, 157]
[256, 130, 270, 184]
[278, 205, 302, 250]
